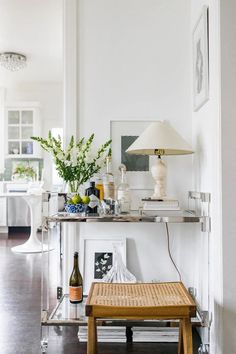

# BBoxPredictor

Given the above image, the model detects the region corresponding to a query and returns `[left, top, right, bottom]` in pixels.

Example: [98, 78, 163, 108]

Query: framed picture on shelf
[193, 5, 209, 111]
[80, 235, 126, 295]
[110, 120, 155, 189]
[110, 120, 155, 210]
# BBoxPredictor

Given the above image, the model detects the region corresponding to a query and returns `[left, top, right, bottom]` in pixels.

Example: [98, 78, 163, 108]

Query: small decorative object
[31, 131, 111, 193]
[64, 203, 87, 214]
[64, 193, 90, 214]
[193, 5, 209, 111]
[126, 121, 193, 199]
[80, 235, 126, 294]
[100, 199, 118, 215]
[102, 244, 136, 283]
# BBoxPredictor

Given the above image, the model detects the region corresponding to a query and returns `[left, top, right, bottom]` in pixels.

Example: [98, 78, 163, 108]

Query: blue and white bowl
[64, 203, 87, 214]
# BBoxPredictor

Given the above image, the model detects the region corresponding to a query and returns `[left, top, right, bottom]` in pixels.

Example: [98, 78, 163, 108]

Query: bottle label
[88, 194, 99, 209]
[104, 182, 115, 199]
[69, 286, 83, 302]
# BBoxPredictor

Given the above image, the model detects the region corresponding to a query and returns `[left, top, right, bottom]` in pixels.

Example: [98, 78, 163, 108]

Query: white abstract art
[193, 6, 209, 111]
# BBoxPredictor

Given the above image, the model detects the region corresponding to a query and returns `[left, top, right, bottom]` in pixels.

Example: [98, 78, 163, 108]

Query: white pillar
[63, 0, 79, 144]
[62, 0, 80, 293]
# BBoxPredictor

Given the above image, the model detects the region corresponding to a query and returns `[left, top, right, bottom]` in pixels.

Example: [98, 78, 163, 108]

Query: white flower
[71, 147, 78, 166]
[56, 152, 65, 161]
[86, 151, 95, 163]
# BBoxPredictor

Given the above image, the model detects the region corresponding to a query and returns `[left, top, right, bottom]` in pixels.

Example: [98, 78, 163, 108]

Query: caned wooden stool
[86, 282, 196, 354]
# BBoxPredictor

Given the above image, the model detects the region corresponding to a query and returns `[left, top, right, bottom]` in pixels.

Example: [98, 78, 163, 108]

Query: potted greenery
[12, 163, 37, 181]
[31, 131, 111, 193]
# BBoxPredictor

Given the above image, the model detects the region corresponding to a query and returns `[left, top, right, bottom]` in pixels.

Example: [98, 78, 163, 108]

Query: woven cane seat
[86, 282, 196, 319]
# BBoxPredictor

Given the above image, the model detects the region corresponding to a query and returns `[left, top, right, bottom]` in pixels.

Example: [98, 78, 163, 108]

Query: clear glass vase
[63, 181, 81, 194]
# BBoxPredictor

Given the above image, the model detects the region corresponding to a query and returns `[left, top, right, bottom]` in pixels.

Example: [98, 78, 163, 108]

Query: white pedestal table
[9, 193, 51, 253]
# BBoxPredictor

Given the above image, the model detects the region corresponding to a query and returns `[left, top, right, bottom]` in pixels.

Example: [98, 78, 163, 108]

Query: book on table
[78, 326, 126, 343]
[78, 325, 179, 343]
[142, 198, 180, 211]
[132, 327, 179, 342]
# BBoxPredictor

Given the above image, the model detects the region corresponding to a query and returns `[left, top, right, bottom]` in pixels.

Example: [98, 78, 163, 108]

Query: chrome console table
[40, 191, 211, 353]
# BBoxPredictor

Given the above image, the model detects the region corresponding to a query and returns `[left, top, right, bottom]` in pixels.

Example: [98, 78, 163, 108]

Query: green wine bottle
[69, 252, 83, 303]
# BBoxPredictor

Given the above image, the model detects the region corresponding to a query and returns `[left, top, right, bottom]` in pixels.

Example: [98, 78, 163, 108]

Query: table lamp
[126, 121, 194, 199]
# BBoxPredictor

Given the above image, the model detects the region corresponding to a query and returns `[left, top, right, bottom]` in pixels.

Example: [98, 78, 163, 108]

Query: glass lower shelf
[42, 294, 87, 325]
[42, 294, 201, 327]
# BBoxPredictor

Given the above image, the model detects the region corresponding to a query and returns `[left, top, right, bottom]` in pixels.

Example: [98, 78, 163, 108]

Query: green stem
[68, 181, 80, 193]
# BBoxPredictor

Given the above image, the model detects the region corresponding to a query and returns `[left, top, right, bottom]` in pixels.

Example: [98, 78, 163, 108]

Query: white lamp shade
[126, 121, 194, 155]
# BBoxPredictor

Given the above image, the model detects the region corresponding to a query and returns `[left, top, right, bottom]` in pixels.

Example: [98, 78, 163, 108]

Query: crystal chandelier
[0, 52, 27, 71]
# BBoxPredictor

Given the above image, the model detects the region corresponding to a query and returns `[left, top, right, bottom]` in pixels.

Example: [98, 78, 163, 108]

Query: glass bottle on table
[117, 164, 131, 214]
[95, 175, 104, 200]
[69, 252, 83, 304]
[103, 156, 115, 200]
[85, 181, 100, 215]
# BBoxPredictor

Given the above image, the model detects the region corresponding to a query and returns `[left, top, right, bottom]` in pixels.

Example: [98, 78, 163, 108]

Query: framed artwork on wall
[80, 235, 126, 295]
[193, 5, 209, 111]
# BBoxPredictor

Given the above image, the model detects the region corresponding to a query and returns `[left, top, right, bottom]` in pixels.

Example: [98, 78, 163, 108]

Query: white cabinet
[0, 197, 7, 226]
[6, 102, 41, 158]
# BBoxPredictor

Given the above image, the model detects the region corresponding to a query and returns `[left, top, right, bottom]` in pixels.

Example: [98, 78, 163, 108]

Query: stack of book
[78, 326, 126, 342]
[78, 326, 179, 343]
[132, 327, 179, 342]
[142, 198, 180, 212]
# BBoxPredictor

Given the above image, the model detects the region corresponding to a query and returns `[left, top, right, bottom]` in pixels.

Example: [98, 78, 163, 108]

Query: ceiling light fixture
[0, 52, 27, 71]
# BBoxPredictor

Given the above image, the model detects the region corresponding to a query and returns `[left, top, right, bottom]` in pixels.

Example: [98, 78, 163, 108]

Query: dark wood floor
[0, 229, 201, 354]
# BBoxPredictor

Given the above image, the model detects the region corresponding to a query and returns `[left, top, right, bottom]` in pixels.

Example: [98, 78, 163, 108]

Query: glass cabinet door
[8, 111, 20, 125]
[8, 141, 20, 155]
[8, 126, 20, 140]
[21, 126, 33, 139]
[22, 110, 33, 125]
[7, 109, 35, 156]
[21, 141, 33, 155]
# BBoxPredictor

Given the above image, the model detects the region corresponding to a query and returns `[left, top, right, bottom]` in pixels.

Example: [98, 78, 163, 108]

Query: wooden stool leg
[182, 318, 193, 354]
[87, 317, 98, 354]
[178, 320, 184, 354]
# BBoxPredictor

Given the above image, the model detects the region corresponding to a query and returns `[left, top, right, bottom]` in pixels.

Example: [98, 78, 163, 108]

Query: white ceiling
[0, 0, 63, 87]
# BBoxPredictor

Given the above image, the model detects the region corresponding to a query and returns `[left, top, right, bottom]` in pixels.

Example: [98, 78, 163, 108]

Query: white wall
[221, 0, 236, 353]
[77, 0, 194, 283]
[5, 82, 63, 189]
[191, 0, 222, 352]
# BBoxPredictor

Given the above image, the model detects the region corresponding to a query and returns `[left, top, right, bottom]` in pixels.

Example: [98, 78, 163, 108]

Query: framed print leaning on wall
[110, 120, 155, 189]
[110, 120, 155, 210]
[80, 235, 126, 295]
[193, 5, 209, 111]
